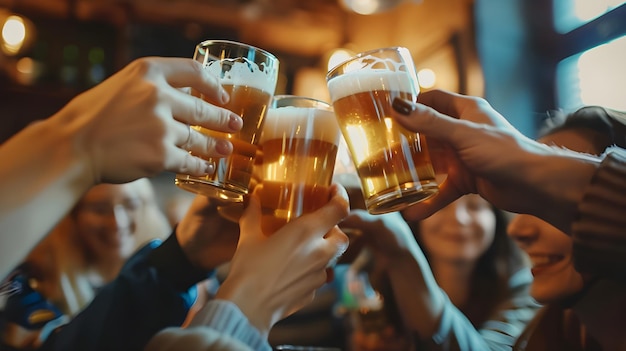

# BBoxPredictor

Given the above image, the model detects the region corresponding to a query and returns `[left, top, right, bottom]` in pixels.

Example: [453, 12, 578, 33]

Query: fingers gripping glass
[175, 40, 279, 202]
[326, 46, 439, 214]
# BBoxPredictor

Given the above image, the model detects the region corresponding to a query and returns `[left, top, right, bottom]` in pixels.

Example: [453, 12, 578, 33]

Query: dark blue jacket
[1, 234, 210, 351]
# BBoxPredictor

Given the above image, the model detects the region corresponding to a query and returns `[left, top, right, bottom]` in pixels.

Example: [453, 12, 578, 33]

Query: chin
[530, 285, 581, 305]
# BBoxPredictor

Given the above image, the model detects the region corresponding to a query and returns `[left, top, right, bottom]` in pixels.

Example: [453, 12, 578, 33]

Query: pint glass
[326, 46, 438, 214]
[258, 95, 341, 236]
[175, 40, 279, 202]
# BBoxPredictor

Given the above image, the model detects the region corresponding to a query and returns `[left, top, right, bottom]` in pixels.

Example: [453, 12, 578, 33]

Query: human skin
[391, 91, 600, 234]
[506, 129, 600, 304]
[200, 184, 351, 337]
[507, 127, 626, 350]
[418, 194, 496, 268]
[345, 195, 498, 351]
[0, 57, 243, 278]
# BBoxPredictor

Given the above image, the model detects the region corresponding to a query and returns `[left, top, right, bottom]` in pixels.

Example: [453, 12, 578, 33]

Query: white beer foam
[204, 58, 276, 94]
[327, 70, 415, 102]
[262, 107, 341, 144]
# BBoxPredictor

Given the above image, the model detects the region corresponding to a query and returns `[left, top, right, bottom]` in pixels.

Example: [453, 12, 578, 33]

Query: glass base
[175, 177, 246, 203]
[365, 181, 438, 215]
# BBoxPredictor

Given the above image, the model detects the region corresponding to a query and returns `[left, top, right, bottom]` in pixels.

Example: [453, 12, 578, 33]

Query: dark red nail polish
[392, 97, 415, 115]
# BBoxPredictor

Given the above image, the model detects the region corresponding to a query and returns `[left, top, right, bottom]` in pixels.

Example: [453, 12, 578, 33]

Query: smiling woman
[408, 194, 535, 341]
[334, 193, 538, 351]
[507, 105, 626, 350]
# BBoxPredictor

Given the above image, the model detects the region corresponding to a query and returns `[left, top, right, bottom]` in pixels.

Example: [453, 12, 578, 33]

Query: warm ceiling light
[2, 15, 26, 54]
[417, 68, 436, 89]
[327, 48, 355, 71]
[339, 0, 422, 15]
[1, 13, 35, 56]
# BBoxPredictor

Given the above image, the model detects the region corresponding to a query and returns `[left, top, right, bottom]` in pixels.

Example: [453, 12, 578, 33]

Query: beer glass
[175, 40, 279, 202]
[326, 46, 438, 215]
[257, 95, 341, 236]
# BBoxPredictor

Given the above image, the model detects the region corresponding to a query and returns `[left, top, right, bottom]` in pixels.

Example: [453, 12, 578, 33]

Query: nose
[112, 204, 135, 232]
[453, 202, 472, 225]
[507, 214, 539, 248]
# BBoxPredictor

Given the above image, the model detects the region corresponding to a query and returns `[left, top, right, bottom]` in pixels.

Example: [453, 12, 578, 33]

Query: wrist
[46, 103, 100, 186]
[527, 146, 600, 234]
[215, 277, 274, 337]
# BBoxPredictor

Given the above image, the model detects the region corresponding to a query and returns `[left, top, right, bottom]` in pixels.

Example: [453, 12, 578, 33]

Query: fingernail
[229, 114, 243, 131]
[392, 97, 415, 115]
[204, 161, 215, 175]
[221, 89, 230, 104]
[216, 139, 233, 156]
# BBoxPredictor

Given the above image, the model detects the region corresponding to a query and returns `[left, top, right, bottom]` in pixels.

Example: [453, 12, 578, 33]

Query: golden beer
[175, 40, 278, 202]
[258, 97, 341, 236]
[176, 84, 271, 201]
[327, 49, 438, 214]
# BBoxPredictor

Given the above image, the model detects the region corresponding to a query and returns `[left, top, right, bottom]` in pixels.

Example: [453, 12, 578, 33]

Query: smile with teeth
[529, 254, 563, 268]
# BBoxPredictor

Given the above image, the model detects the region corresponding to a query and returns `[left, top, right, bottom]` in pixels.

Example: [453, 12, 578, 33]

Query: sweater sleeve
[146, 300, 269, 351]
[417, 269, 540, 351]
[572, 147, 626, 281]
[39, 233, 212, 351]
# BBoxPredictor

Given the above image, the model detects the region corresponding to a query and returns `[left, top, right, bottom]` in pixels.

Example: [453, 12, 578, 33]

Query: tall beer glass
[326, 46, 438, 215]
[258, 95, 341, 236]
[175, 40, 279, 202]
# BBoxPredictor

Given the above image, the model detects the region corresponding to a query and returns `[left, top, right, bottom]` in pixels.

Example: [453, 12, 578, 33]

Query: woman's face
[73, 181, 147, 263]
[507, 129, 598, 304]
[417, 194, 496, 264]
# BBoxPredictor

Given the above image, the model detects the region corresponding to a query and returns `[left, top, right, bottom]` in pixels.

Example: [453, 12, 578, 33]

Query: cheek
[480, 223, 496, 249]
[531, 267, 585, 303]
[76, 215, 107, 233]
[473, 215, 496, 253]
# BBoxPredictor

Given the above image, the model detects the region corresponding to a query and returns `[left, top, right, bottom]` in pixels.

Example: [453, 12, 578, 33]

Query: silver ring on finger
[184, 125, 193, 150]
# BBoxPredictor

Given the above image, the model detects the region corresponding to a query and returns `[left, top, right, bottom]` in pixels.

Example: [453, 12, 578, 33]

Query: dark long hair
[539, 105, 626, 151]
[407, 203, 528, 326]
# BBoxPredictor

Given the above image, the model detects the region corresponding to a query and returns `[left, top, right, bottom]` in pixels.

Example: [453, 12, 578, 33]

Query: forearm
[0, 115, 93, 278]
[386, 248, 446, 339]
[408, 269, 539, 351]
[523, 146, 601, 234]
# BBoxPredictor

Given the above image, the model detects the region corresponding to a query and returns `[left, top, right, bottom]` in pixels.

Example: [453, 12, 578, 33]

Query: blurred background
[0, 0, 624, 145]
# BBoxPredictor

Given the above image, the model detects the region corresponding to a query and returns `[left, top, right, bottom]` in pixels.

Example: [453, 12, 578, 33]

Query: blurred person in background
[0, 178, 171, 348]
[340, 194, 538, 350]
[0, 183, 349, 351]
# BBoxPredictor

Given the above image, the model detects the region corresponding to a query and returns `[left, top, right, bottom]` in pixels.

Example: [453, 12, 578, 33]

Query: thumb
[238, 189, 263, 245]
[391, 97, 463, 141]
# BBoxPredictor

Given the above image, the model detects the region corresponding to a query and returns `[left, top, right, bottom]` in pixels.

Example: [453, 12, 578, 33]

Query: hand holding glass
[175, 40, 279, 202]
[257, 95, 341, 236]
[326, 46, 438, 214]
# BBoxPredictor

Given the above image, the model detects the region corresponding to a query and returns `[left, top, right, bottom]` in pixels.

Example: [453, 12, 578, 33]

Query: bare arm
[392, 90, 601, 233]
[0, 57, 243, 278]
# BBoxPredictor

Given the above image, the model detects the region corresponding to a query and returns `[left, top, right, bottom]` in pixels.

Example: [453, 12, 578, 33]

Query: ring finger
[175, 122, 233, 159]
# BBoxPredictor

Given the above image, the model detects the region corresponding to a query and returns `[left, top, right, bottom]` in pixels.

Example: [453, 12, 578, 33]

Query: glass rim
[196, 39, 278, 62]
[272, 94, 332, 110]
[326, 46, 409, 78]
